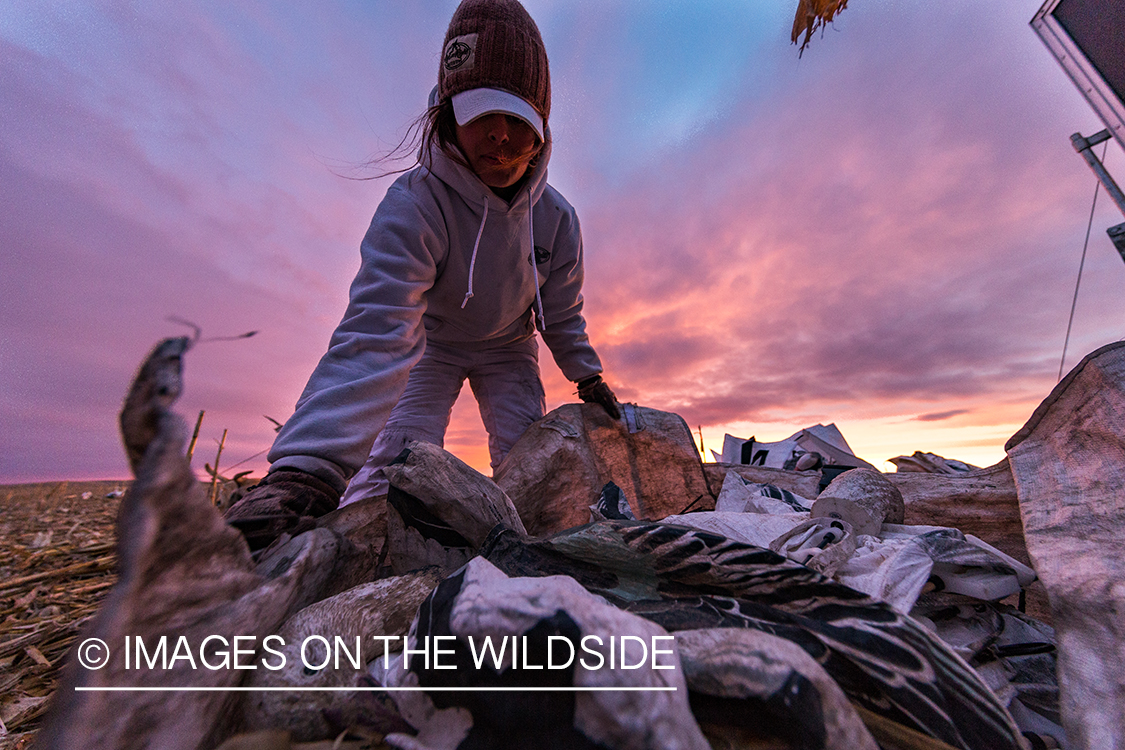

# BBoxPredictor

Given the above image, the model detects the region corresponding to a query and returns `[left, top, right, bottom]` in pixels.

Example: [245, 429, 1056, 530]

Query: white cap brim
[451, 87, 544, 141]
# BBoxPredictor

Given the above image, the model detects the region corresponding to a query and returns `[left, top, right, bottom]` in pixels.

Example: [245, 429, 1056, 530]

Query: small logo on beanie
[444, 33, 477, 71]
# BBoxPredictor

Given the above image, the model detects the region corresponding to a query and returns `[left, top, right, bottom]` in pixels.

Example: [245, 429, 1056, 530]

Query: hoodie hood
[425, 125, 552, 214]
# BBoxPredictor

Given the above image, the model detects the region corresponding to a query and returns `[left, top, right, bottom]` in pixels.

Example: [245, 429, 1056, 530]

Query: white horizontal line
[75, 686, 677, 692]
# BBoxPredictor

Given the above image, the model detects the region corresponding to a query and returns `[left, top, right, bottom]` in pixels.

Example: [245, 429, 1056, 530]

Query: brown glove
[577, 375, 621, 420]
[224, 469, 340, 551]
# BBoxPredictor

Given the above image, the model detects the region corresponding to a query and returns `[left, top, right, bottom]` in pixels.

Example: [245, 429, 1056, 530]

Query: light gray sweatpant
[339, 336, 546, 506]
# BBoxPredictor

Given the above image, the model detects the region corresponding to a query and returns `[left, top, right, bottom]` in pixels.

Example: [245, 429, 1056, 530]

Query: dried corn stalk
[792, 0, 850, 56]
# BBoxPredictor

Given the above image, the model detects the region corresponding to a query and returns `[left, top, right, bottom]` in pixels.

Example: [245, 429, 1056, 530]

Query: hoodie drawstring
[462, 190, 546, 331]
[461, 201, 488, 309]
[530, 186, 546, 331]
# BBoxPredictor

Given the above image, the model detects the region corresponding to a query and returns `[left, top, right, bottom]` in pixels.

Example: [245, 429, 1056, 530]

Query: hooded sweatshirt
[268, 132, 603, 490]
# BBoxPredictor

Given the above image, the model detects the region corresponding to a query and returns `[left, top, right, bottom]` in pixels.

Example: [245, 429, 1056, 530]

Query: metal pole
[1070, 130, 1125, 217]
[1071, 130, 1125, 260]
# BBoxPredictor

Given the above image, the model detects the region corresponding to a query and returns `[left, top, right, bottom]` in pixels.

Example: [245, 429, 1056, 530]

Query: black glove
[577, 374, 621, 420]
[224, 469, 341, 551]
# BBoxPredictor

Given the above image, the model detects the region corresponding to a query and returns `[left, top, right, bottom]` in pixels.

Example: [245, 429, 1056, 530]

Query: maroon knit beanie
[438, 0, 551, 124]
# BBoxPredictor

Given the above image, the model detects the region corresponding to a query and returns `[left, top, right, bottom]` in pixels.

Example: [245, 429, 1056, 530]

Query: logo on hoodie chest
[528, 245, 551, 266]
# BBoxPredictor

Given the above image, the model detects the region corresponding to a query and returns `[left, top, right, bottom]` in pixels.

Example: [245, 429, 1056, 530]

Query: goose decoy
[478, 519, 1025, 750]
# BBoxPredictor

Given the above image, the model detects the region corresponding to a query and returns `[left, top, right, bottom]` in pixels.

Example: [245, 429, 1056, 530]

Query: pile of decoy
[38, 336, 1124, 750]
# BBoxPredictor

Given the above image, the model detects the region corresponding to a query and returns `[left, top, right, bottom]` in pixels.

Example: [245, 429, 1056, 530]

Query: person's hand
[224, 469, 340, 551]
[577, 374, 621, 420]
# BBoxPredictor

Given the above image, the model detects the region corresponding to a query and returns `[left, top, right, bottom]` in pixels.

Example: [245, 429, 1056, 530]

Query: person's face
[455, 113, 541, 189]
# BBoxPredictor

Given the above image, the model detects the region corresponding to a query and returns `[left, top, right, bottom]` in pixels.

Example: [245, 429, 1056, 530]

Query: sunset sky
[2, 0, 1123, 484]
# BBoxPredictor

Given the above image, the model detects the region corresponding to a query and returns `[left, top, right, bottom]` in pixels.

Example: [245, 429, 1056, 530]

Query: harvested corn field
[0, 481, 124, 748]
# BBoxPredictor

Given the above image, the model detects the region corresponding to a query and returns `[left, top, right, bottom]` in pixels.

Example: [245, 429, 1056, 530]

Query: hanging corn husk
[792, 0, 850, 56]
